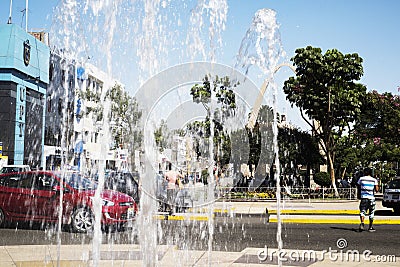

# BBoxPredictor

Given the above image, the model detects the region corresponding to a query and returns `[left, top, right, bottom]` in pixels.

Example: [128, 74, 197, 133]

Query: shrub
[201, 169, 209, 184]
[313, 172, 331, 187]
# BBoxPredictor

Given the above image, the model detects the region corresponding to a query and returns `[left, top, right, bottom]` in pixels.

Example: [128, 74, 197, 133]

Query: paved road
[1, 199, 399, 266]
[161, 217, 400, 256]
[1, 216, 399, 257]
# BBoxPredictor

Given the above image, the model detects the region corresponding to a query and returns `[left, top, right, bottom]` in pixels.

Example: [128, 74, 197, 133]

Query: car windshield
[386, 179, 400, 189]
[64, 173, 97, 190]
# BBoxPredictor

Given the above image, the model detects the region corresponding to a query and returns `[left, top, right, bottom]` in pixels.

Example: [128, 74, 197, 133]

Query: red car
[0, 171, 138, 233]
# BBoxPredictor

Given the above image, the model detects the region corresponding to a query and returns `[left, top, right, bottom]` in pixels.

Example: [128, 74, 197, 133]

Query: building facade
[44, 58, 131, 173]
[0, 24, 133, 172]
[44, 49, 76, 170]
[0, 24, 49, 168]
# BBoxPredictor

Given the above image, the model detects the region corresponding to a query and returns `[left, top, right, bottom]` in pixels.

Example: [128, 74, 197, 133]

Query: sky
[1, 0, 399, 130]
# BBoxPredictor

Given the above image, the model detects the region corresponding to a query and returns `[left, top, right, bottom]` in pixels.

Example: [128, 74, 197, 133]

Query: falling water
[235, 8, 285, 267]
[51, 0, 129, 265]
[50, 0, 230, 266]
[48, 0, 289, 266]
[53, 1, 78, 264]
[187, 0, 228, 62]
[186, 1, 228, 263]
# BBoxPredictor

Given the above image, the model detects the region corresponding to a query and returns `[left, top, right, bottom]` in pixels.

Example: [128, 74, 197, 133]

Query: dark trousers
[359, 198, 376, 220]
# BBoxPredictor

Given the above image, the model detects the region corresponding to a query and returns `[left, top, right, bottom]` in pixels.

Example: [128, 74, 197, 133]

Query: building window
[47, 95, 51, 112]
[58, 98, 63, 115]
[87, 77, 91, 89]
[49, 63, 54, 79]
[19, 105, 24, 120]
[20, 87, 25, 102]
[19, 123, 24, 137]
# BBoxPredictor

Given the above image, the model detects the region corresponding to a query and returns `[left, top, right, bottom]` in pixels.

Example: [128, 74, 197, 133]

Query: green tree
[247, 105, 274, 180]
[190, 75, 237, 114]
[313, 172, 331, 187]
[106, 84, 143, 169]
[106, 84, 142, 150]
[75, 86, 103, 122]
[189, 74, 238, 169]
[283, 46, 367, 194]
[353, 90, 400, 182]
[334, 134, 361, 181]
[278, 126, 323, 187]
[229, 128, 250, 173]
[154, 119, 169, 153]
[355, 91, 400, 151]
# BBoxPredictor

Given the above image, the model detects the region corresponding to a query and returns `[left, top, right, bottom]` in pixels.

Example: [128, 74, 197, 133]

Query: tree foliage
[154, 120, 169, 153]
[313, 172, 331, 187]
[188, 74, 238, 168]
[354, 91, 400, 150]
[334, 134, 361, 180]
[106, 84, 142, 151]
[351, 90, 400, 181]
[247, 105, 274, 178]
[279, 126, 323, 174]
[283, 46, 367, 189]
[190, 75, 238, 115]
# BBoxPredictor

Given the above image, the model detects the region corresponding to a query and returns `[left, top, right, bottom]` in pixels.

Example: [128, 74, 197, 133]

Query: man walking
[357, 167, 379, 232]
[164, 169, 184, 215]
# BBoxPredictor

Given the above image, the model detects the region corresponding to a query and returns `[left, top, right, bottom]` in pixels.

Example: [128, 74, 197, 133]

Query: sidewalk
[203, 199, 400, 224]
[1, 244, 399, 266]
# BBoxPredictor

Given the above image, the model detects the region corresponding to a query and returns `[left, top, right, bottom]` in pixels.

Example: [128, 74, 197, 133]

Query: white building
[74, 63, 129, 173]
[45, 52, 130, 173]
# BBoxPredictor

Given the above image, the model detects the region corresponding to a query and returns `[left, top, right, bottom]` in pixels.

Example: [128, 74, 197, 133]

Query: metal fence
[216, 186, 358, 201]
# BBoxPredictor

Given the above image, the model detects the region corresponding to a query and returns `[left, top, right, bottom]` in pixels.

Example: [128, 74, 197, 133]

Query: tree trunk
[327, 152, 339, 197]
[340, 167, 347, 180]
[233, 162, 238, 173]
[304, 164, 311, 187]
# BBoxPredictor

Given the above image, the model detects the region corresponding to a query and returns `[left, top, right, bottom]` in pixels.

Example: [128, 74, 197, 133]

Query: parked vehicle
[382, 177, 400, 215]
[104, 171, 140, 203]
[0, 165, 31, 173]
[0, 171, 138, 233]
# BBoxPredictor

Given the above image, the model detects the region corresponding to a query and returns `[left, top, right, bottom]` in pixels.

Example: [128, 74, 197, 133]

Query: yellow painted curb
[155, 215, 212, 221]
[269, 218, 400, 224]
[153, 214, 400, 224]
[268, 209, 360, 215]
[188, 208, 234, 213]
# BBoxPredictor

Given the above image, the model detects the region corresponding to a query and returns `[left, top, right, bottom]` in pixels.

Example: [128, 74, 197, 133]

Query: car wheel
[0, 208, 5, 227]
[71, 207, 94, 233]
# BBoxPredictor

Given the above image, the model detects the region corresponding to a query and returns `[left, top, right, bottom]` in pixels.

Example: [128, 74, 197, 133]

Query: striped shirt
[357, 175, 378, 199]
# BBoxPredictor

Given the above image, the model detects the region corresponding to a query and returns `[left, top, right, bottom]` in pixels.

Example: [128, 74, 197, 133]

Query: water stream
[235, 8, 285, 265]
[49, 1, 285, 266]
